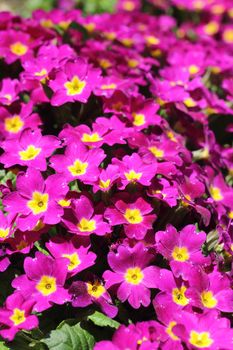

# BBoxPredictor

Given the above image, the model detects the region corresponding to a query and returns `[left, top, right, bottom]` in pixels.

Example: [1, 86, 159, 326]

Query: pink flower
[0, 30, 34, 64]
[69, 277, 118, 318]
[0, 292, 38, 341]
[49, 58, 101, 106]
[173, 310, 233, 350]
[93, 164, 119, 193]
[46, 236, 96, 277]
[154, 269, 191, 309]
[0, 128, 60, 170]
[62, 195, 111, 236]
[105, 197, 156, 239]
[155, 225, 210, 278]
[0, 211, 15, 242]
[103, 243, 159, 308]
[50, 142, 105, 184]
[188, 268, 233, 312]
[0, 78, 19, 106]
[3, 168, 68, 231]
[112, 153, 157, 190]
[12, 252, 70, 312]
[0, 103, 41, 140]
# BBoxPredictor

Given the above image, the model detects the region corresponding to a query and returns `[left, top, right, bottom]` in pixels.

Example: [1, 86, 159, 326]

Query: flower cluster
[0, 0, 233, 348]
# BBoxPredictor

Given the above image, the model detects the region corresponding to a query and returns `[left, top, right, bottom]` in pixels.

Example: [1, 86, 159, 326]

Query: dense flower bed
[0, 0, 233, 348]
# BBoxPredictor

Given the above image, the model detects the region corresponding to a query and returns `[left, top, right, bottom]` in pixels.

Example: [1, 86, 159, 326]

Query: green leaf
[88, 311, 120, 329]
[0, 340, 10, 350]
[42, 322, 95, 350]
[34, 242, 50, 256]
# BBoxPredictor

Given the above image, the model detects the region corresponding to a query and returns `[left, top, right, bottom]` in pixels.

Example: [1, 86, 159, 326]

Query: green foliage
[42, 322, 95, 350]
[88, 311, 120, 329]
[77, 0, 117, 14]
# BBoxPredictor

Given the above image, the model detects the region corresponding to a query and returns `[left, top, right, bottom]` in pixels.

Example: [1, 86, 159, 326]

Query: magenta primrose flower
[0, 292, 38, 341]
[49, 58, 101, 106]
[50, 142, 105, 184]
[62, 195, 111, 236]
[0, 128, 60, 170]
[173, 310, 233, 350]
[0, 102, 42, 140]
[188, 267, 233, 312]
[12, 252, 70, 312]
[103, 243, 159, 308]
[0, 30, 34, 64]
[0, 78, 19, 106]
[95, 320, 166, 350]
[69, 277, 118, 318]
[105, 197, 156, 239]
[93, 164, 119, 193]
[112, 153, 157, 190]
[155, 224, 210, 278]
[46, 236, 96, 277]
[0, 211, 15, 242]
[154, 268, 191, 309]
[3, 168, 69, 231]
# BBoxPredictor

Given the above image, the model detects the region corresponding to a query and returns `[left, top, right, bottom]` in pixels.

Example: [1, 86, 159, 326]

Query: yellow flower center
[189, 331, 213, 348]
[151, 49, 162, 57]
[10, 42, 28, 56]
[19, 145, 41, 161]
[166, 321, 179, 341]
[145, 35, 160, 45]
[87, 281, 105, 298]
[4, 115, 24, 133]
[59, 20, 71, 30]
[209, 186, 223, 201]
[0, 227, 9, 239]
[211, 4, 225, 15]
[103, 32, 116, 40]
[99, 59, 112, 69]
[40, 19, 53, 28]
[99, 179, 111, 189]
[124, 170, 142, 182]
[27, 192, 49, 215]
[77, 218, 96, 232]
[201, 290, 217, 308]
[124, 267, 144, 285]
[149, 146, 164, 158]
[83, 23, 96, 33]
[58, 199, 71, 207]
[127, 59, 139, 68]
[124, 208, 143, 224]
[35, 68, 48, 77]
[10, 308, 26, 326]
[121, 38, 134, 47]
[122, 1, 135, 11]
[228, 211, 233, 219]
[172, 286, 189, 306]
[81, 132, 102, 143]
[204, 21, 219, 35]
[36, 275, 57, 296]
[64, 76, 86, 96]
[184, 98, 197, 107]
[100, 83, 117, 90]
[4, 94, 12, 103]
[132, 113, 145, 126]
[137, 336, 148, 345]
[188, 65, 200, 75]
[223, 29, 233, 43]
[172, 246, 190, 262]
[62, 253, 81, 271]
[68, 159, 88, 177]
